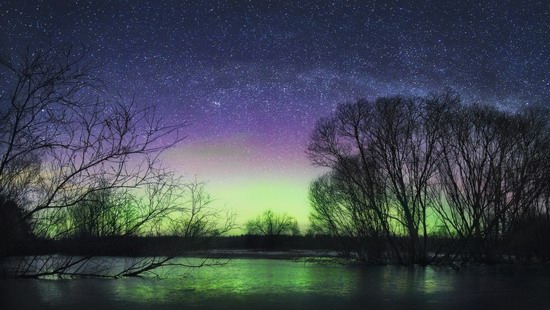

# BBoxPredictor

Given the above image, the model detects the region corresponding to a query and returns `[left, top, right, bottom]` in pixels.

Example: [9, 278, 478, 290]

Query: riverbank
[190, 249, 340, 259]
[5, 234, 549, 266]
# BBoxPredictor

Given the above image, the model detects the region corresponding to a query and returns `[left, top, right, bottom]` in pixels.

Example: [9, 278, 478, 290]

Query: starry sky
[1, 0, 549, 230]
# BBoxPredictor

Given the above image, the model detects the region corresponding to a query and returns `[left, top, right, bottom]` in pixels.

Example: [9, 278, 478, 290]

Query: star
[0, 0, 548, 227]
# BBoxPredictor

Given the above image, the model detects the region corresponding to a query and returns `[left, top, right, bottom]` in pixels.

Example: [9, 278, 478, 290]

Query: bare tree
[110, 178, 238, 278]
[0, 43, 182, 222]
[309, 171, 388, 261]
[170, 179, 235, 239]
[0, 44, 243, 278]
[246, 209, 299, 236]
[308, 90, 550, 265]
[103, 177, 236, 278]
[307, 99, 400, 262]
[307, 94, 453, 264]
[434, 102, 550, 262]
[6, 173, 235, 278]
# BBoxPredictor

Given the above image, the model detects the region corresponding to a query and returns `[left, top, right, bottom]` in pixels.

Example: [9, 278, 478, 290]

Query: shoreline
[189, 249, 340, 259]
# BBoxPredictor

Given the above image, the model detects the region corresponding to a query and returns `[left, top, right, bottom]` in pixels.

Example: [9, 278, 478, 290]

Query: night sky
[1, 0, 549, 229]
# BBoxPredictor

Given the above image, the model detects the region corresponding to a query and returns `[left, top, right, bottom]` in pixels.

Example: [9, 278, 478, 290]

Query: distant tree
[170, 179, 236, 239]
[66, 180, 128, 239]
[104, 177, 236, 278]
[245, 209, 299, 236]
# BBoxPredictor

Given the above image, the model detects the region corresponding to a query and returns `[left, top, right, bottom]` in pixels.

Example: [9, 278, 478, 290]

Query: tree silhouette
[246, 209, 299, 236]
[0, 44, 233, 278]
[245, 209, 299, 250]
[307, 95, 449, 264]
[308, 90, 550, 264]
[433, 102, 550, 263]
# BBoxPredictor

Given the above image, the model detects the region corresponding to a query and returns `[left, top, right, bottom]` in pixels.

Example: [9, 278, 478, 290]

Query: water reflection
[112, 259, 361, 301]
[379, 265, 454, 296]
[2, 258, 550, 310]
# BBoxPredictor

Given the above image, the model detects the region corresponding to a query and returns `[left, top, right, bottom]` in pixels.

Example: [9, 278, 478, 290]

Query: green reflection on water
[112, 258, 361, 303]
[6, 259, 550, 310]
[111, 259, 460, 306]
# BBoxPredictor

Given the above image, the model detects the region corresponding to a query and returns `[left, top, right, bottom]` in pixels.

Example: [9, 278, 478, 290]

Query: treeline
[307, 90, 550, 265]
[5, 235, 339, 257]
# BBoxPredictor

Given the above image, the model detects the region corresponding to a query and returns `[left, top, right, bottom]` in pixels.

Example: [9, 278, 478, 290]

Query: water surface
[1, 258, 549, 309]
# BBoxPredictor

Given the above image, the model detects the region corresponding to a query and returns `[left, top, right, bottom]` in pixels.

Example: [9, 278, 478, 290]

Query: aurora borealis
[1, 0, 549, 229]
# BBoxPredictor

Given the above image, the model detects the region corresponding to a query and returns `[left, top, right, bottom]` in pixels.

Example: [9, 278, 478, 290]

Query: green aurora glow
[163, 138, 327, 233]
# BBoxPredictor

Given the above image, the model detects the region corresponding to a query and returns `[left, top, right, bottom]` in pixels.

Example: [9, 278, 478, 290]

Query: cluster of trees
[245, 209, 299, 236]
[0, 44, 234, 278]
[244, 209, 299, 249]
[307, 91, 550, 265]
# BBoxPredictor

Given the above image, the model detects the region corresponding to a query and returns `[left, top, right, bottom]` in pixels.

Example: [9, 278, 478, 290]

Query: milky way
[1, 0, 549, 228]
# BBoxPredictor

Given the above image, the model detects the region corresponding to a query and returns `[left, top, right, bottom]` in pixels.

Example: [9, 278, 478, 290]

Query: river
[1, 258, 550, 309]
